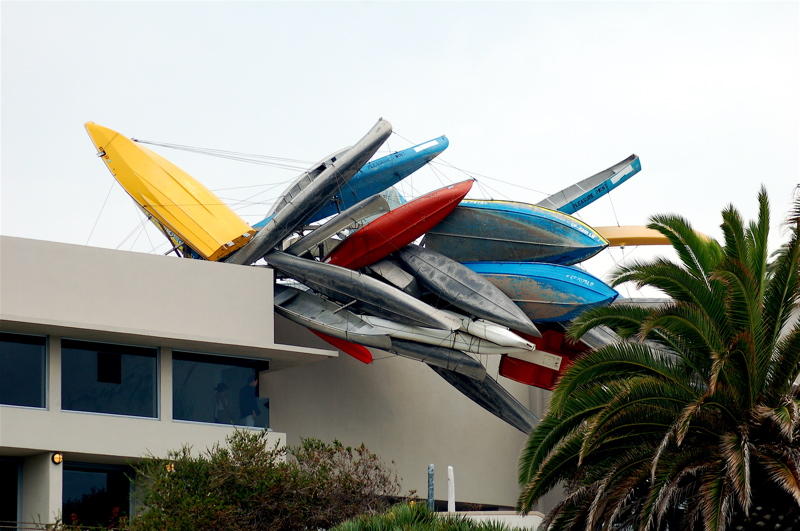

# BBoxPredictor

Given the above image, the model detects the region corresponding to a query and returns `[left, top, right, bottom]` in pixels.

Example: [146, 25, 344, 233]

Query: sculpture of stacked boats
[84, 118, 642, 433]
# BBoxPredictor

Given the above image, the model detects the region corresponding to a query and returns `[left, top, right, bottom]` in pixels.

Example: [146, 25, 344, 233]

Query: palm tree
[517, 187, 800, 530]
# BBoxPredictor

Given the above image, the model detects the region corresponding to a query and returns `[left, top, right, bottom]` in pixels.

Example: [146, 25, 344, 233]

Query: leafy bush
[129, 430, 401, 530]
[333, 502, 528, 531]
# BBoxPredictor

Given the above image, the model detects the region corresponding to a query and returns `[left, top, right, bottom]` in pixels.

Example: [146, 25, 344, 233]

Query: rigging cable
[392, 130, 552, 198]
[85, 181, 115, 245]
[131, 138, 313, 171]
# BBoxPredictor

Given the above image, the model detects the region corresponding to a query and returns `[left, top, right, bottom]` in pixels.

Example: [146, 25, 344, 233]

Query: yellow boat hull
[85, 122, 255, 261]
[594, 226, 670, 247]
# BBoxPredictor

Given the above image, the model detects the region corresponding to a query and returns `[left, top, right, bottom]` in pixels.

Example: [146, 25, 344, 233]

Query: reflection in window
[63, 462, 131, 529]
[61, 340, 157, 418]
[172, 351, 269, 428]
[0, 332, 45, 408]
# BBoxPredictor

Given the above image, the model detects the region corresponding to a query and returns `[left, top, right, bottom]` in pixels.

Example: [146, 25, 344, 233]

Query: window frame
[60, 338, 160, 420]
[171, 349, 270, 427]
[0, 331, 48, 410]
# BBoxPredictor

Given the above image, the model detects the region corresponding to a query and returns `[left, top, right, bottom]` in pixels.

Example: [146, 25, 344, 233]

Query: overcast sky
[2, 1, 798, 295]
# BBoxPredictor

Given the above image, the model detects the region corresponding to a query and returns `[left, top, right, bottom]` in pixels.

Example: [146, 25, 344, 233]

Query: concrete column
[160, 348, 172, 421]
[48, 337, 61, 411]
[21, 453, 62, 526]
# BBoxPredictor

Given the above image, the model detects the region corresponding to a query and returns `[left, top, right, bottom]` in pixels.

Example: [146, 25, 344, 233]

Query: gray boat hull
[396, 244, 540, 337]
[285, 194, 390, 257]
[429, 366, 538, 434]
[390, 340, 486, 381]
[273, 285, 392, 350]
[226, 119, 392, 265]
[365, 257, 424, 298]
[265, 251, 459, 331]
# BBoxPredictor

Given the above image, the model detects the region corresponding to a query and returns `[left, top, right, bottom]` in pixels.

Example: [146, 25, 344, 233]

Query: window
[172, 351, 269, 428]
[0, 332, 46, 408]
[0, 459, 20, 527]
[61, 340, 157, 418]
[63, 462, 132, 529]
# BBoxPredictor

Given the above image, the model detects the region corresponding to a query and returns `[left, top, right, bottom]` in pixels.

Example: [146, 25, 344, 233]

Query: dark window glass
[63, 462, 131, 529]
[0, 459, 19, 527]
[0, 332, 46, 407]
[172, 352, 269, 428]
[61, 340, 157, 418]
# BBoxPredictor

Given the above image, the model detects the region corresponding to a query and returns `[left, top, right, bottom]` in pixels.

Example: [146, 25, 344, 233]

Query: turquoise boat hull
[253, 136, 448, 228]
[464, 262, 618, 322]
[536, 154, 641, 215]
[424, 200, 608, 265]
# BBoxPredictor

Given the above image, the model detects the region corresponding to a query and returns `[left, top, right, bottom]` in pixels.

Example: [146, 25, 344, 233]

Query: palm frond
[568, 304, 653, 340]
[755, 450, 800, 506]
[549, 342, 693, 414]
[647, 213, 723, 281]
[721, 429, 752, 515]
[762, 224, 800, 394]
[767, 320, 800, 401]
[518, 430, 585, 513]
[700, 465, 732, 531]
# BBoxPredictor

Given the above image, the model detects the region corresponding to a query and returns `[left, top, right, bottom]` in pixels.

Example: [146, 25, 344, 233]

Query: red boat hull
[502, 329, 588, 389]
[310, 330, 373, 364]
[326, 179, 474, 269]
[499, 354, 574, 390]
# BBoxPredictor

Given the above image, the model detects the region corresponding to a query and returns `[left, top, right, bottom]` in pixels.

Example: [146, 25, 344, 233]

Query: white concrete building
[0, 236, 552, 528]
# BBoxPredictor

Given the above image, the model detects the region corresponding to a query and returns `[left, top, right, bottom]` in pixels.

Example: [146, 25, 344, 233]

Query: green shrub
[129, 430, 401, 530]
[333, 502, 528, 531]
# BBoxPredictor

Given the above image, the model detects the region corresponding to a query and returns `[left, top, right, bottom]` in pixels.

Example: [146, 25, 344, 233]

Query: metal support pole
[447, 465, 455, 512]
[427, 464, 435, 511]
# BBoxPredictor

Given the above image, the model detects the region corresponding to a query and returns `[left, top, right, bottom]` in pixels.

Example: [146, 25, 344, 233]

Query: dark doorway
[0, 459, 19, 528]
[63, 462, 132, 529]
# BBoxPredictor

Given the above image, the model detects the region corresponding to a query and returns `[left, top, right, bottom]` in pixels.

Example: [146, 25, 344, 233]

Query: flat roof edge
[0, 317, 337, 369]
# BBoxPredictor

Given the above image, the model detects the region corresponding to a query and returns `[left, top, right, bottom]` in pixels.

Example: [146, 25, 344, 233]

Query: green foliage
[518, 188, 800, 530]
[128, 430, 401, 530]
[333, 502, 527, 531]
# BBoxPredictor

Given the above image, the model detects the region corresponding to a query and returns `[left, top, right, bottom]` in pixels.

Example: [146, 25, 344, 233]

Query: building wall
[0, 236, 334, 369]
[265, 336, 549, 508]
[20, 453, 61, 526]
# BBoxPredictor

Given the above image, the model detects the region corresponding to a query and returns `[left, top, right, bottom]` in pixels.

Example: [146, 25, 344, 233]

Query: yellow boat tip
[84, 121, 118, 149]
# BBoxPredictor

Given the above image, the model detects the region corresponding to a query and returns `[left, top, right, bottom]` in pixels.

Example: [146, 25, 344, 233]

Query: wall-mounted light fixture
[51, 452, 63, 465]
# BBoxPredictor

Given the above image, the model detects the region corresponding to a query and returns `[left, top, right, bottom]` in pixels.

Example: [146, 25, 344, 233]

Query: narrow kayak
[309, 135, 449, 222]
[284, 194, 390, 257]
[310, 331, 374, 364]
[359, 314, 533, 356]
[227, 118, 392, 265]
[594, 225, 672, 246]
[429, 366, 538, 433]
[396, 244, 540, 336]
[273, 285, 392, 350]
[535, 154, 641, 215]
[326, 179, 473, 269]
[266, 251, 460, 330]
[252, 136, 448, 228]
[390, 340, 486, 381]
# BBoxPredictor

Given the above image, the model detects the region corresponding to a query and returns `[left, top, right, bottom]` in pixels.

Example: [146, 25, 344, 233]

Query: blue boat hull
[424, 200, 608, 265]
[253, 136, 448, 228]
[536, 154, 641, 215]
[464, 262, 618, 322]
